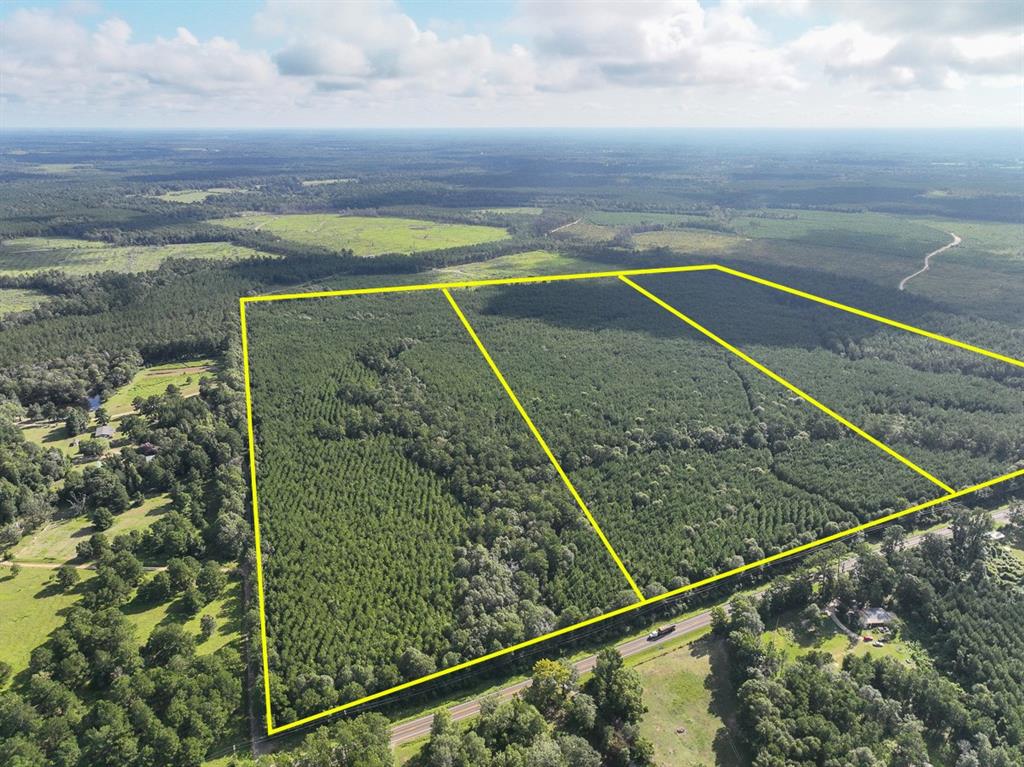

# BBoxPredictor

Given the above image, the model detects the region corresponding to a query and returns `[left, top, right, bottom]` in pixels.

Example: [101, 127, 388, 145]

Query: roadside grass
[11, 493, 172, 565]
[211, 213, 509, 256]
[396, 736, 430, 765]
[0, 287, 48, 316]
[0, 238, 268, 275]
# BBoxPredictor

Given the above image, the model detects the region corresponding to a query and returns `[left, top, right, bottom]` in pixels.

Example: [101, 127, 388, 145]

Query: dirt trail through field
[899, 232, 960, 290]
[548, 218, 580, 234]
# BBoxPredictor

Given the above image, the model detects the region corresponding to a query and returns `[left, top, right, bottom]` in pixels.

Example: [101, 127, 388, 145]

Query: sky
[1, 0, 1022, 129]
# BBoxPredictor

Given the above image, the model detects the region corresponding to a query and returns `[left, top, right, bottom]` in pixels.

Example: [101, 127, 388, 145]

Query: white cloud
[0, 0, 1019, 127]
[790, 20, 1023, 91]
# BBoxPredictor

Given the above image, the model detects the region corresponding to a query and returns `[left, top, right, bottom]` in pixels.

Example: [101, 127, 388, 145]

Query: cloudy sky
[2, 0, 1021, 129]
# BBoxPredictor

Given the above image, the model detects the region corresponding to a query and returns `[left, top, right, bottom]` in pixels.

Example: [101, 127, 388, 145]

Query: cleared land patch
[212, 213, 509, 256]
[11, 493, 171, 565]
[152, 188, 236, 203]
[0, 287, 48, 315]
[0, 237, 267, 275]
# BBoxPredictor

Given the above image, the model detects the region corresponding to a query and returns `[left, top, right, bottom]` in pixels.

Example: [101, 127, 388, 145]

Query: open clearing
[152, 188, 237, 203]
[212, 213, 509, 255]
[0, 564, 243, 683]
[104, 357, 215, 413]
[0, 237, 267, 275]
[19, 357, 215, 458]
[11, 493, 171, 564]
[0, 287, 48, 315]
[632, 630, 742, 767]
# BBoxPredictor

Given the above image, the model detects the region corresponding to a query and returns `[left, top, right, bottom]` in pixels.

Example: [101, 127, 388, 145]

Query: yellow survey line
[619, 276, 956, 494]
[713, 265, 1024, 369]
[238, 299, 277, 732]
[239, 264, 715, 303]
[442, 288, 645, 603]
[266, 464, 1024, 734]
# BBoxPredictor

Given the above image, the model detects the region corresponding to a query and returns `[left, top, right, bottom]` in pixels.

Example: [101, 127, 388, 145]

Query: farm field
[0, 237, 267, 275]
[0, 286, 48, 315]
[632, 228, 743, 252]
[212, 213, 509, 255]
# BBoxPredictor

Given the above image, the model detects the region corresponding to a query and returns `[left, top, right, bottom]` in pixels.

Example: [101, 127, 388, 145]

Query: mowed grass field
[211, 213, 509, 255]
[0, 564, 243, 685]
[11, 494, 172, 565]
[0, 237, 268, 275]
[0, 287, 48, 315]
[630, 630, 743, 767]
[104, 358, 215, 414]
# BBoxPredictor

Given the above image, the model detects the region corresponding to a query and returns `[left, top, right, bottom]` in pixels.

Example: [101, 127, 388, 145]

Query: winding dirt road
[899, 232, 960, 291]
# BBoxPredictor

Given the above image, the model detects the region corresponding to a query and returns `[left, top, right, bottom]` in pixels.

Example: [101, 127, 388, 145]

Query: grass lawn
[11, 493, 171, 565]
[0, 238, 268, 275]
[123, 571, 244, 653]
[0, 287, 48, 316]
[0, 563, 243, 685]
[0, 566, 94, 683]
[631, 629, 744, 767]
[104, 358, 215, 414]
[762, 608, 915, 666]
[211, 213, 509, 256]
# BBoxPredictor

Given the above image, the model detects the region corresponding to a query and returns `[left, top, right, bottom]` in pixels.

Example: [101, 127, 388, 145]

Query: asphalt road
[389, 506, 1012, 747]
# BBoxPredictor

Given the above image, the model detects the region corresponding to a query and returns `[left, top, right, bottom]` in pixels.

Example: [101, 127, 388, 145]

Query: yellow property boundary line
[240, 263, 1024, 735]
[443, 289, 645, 601]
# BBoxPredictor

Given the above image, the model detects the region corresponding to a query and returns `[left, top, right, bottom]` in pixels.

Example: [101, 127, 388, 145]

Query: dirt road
[899, 232, 960, 290]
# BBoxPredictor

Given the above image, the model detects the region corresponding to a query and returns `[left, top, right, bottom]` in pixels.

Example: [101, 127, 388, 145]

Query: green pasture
[0, 237, 267, 275]
[211, 213, 509, 256]
[0, 287, 48, 316]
